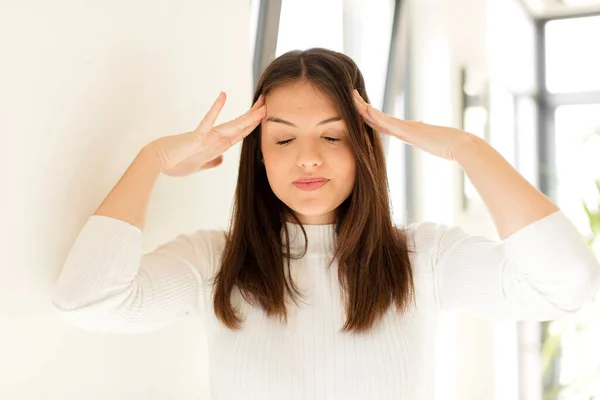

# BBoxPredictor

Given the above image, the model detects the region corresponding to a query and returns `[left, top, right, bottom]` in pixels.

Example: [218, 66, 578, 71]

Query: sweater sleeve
[427, 210, 600, 320]
[51, 215, 225, 334]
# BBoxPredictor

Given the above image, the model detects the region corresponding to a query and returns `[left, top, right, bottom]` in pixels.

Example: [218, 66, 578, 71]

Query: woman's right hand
[147, 92, 266, 177]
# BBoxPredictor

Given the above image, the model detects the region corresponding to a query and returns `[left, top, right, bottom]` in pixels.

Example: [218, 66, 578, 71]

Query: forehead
[265, 80, 338, 116]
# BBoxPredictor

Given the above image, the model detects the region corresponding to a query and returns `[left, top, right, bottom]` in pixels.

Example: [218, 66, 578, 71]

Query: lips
[293, 178, 328, 184]
[293, 178, 329, 191]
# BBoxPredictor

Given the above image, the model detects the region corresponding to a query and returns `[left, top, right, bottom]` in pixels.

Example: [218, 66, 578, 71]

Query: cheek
[337, 151, 357, 191]
[262, 148, 288, 175]
[337, 148, 357, 175]
[263, 153, 289, 186]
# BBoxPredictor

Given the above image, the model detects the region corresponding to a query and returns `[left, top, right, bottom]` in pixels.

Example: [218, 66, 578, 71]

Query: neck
[282, 221, 337, 257]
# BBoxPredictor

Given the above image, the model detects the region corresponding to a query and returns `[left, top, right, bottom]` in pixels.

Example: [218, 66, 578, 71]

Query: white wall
[0, 1, 253, 398]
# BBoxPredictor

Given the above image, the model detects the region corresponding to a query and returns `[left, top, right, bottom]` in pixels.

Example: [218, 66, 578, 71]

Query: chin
[286, 202, 337, 220]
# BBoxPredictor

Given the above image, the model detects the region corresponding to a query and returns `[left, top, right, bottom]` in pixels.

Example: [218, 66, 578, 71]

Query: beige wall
[1, 1, 252, 398]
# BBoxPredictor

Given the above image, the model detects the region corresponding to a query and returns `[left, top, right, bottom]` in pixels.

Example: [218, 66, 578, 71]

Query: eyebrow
[265, 116, 342, 127]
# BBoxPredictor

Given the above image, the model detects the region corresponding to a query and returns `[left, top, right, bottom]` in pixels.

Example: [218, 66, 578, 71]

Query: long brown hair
[211, 48, 414, 334]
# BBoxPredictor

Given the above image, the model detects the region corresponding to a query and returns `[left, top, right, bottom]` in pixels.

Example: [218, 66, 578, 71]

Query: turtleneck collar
[282, 221, 337, 257]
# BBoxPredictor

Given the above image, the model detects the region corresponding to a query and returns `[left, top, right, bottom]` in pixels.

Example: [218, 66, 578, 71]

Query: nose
[296, 142, 323, 169]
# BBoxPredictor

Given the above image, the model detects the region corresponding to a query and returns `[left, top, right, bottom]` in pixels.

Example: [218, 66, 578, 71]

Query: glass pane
[487, 0, 536, 93]
[489, 83, 517, 166]
[250, 0, 261, 57]
[552, 104, 600, 399]
[347, 0, 395, 111]
[387, 92, 407, 225]
[276, 0, 344, 56]
[545, 16, 600, 93]
[555, 103, 600, 236]
[515, 96, 538, 187]
[462, 105, 488, 203]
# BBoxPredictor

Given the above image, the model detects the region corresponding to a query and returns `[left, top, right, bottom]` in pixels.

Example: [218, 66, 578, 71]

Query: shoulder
[400, 220, 506, 269]
[152, 228, 228, 281]
[398, 220, 452, 253]
[187, 228, 228, 252]
[395, 220, 473, 270]
[189, 228, 228, 275]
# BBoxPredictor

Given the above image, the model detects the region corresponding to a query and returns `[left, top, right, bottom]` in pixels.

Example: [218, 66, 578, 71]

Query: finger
[199, 154, 224, 170]
[215, 105, 266, 137]
[354, 106, 392, 136]
[211, 116, 261, 158]
[360, 113, 389, 135]
[197, 91, 227, 132]
[352, 90, 375, 119]
[352, 92, 382, 127]
[248, 94, 265, 113]
[229, 108, 265, 144]
[352, 91, 395, 134]
[363, 101, 399, 129]
[241, 95, 265, 121]
[366, 104, 396, 127]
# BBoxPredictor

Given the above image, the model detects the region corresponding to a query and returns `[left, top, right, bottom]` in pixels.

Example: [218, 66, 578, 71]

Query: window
[276, 0, 344, 56]
[555, 104, 600, 238]
[545, 15, 600, 93]
[539, 11, 600, 400]
[250, 0, 261, 58]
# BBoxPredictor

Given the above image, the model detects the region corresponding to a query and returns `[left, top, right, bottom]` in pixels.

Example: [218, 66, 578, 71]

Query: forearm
[94, 145, 162, 231]
[454, 135, 559, 240]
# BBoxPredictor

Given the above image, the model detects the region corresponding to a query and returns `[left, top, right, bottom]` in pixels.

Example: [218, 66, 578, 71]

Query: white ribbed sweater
[52, 211, 600, 400]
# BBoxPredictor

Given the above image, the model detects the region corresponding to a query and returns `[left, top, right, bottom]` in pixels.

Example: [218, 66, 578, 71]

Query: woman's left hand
[352, 89, 474, 161]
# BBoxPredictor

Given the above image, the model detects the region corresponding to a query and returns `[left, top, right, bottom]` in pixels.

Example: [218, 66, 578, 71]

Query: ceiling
[521, 0, 600, 18]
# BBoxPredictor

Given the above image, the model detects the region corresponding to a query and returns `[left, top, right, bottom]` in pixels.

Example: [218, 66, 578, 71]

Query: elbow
[51, 300, 105, 333]
[560, 233, 600, 310]
[51, 284, 79, 316]
[555, 260, 600, 312]
[51, 286, 77, 313]
[50, 270, 137, 331]
[51, 281, 99, 315]
[51, 294, 112, 333]
[50, 282, 168, 334]
[578, 254, 600, 304]
[51, 300, 145, 334]
[563, 282, 596, 313]
[50, 285, 132, 333]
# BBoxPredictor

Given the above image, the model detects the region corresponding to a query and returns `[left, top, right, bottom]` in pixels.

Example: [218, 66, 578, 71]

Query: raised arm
[52, 92, 265, 333]
[415, 212, 600, 320]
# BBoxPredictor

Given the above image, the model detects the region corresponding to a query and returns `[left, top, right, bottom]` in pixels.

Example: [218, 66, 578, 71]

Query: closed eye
[276, 137, 341, 146]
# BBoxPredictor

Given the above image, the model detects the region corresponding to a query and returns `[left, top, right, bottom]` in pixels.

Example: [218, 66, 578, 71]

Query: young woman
[53, 48, 600, 399]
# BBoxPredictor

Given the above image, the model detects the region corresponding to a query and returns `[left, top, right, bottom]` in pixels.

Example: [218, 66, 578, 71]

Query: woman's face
[260, 79, 356, 225]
